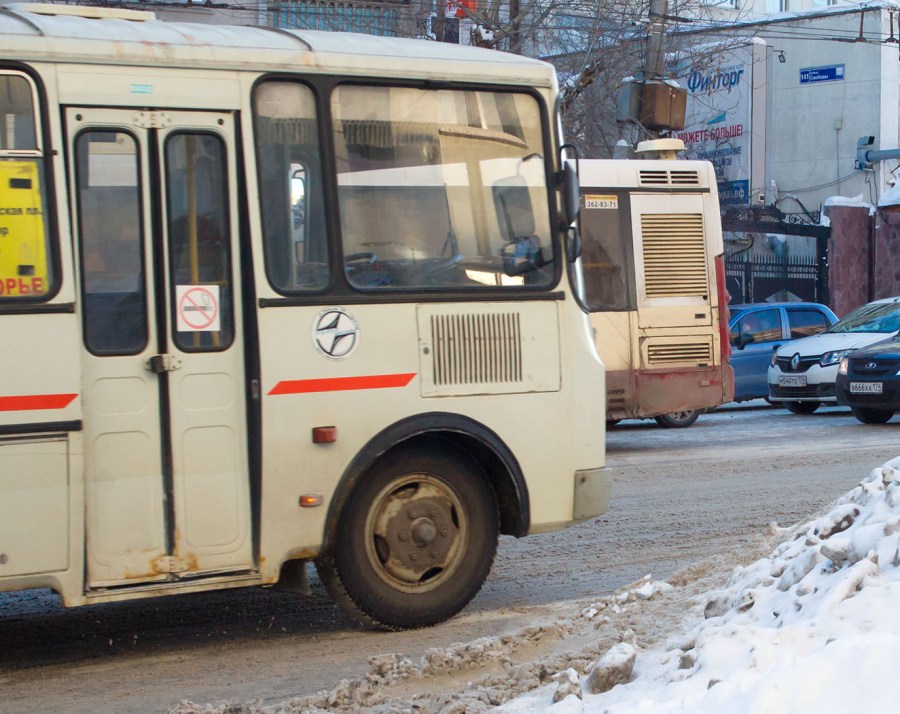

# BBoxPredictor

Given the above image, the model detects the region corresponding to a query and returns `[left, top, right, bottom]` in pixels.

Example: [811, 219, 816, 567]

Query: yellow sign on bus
[0, 159, 48, 297]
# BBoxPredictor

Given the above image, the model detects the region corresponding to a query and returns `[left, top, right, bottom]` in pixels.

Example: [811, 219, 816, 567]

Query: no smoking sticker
[176, 285, 220, 332]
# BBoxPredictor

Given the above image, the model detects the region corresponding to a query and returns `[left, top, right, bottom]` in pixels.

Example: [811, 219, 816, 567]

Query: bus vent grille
[647, 342, 712, 367]
[431, 313, 522, 385]
[641, 213, 708, 298]
[639, 169, 701, 187]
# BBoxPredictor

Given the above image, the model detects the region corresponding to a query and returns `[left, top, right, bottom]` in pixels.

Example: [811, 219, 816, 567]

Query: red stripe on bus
[0, 393, 78, 411]
[268, 373, 416, 396]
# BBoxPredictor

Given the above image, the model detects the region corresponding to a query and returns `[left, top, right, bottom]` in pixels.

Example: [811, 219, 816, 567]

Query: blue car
[728, 302, 838, 402]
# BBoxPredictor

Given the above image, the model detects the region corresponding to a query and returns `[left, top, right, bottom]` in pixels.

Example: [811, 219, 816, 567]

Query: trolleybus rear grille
[647, 341, 712, 367]
[638, 169, 701, 187]
[641, 213, 708, 299]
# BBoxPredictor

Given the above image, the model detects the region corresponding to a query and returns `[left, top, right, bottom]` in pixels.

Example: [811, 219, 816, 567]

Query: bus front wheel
[315, 445, 499, 630]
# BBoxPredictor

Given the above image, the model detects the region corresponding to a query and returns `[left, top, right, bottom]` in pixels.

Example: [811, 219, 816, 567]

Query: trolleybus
[577, 147, 733, 428]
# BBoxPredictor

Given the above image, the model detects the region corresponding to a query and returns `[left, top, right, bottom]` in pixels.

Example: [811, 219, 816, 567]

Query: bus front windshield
[332, 85, 554, 290]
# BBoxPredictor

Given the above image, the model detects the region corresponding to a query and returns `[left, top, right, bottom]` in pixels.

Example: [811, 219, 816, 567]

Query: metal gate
[721, 205, 830, 305]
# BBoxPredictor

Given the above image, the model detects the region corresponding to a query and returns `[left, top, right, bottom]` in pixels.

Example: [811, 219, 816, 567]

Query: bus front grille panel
[647, 341, 712, 367]
[638, 169, 701, 187]
[430, 312, 523, 386]
[641, 213, 708, 298]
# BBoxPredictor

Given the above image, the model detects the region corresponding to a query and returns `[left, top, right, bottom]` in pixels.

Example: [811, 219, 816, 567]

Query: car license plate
[779, 375, 807, 387]
[850, 382, 883, 394]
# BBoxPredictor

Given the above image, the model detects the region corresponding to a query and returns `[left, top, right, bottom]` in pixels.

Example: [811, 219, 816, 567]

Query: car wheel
[315, 443, 498, 631]
[784, 401, 820, 415]
[654, 409, 701, 428]
[851, 406, 894, 424]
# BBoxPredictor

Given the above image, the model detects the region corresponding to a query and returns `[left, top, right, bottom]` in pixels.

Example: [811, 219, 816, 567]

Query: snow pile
[501, 455, 900, 713]
[820, 194, 875, 226]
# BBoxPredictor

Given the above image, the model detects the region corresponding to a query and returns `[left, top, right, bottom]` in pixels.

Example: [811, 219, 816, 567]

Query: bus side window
[76, 130, 148, 355]
[579, 195, 635, 311]
[254, 81, 329, 293]
[0, 72, 54, 301]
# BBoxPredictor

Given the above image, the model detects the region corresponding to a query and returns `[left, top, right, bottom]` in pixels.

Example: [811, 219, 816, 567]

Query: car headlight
[820, 349, 852, 366]
[838, 357, 849, 375]
[770, 352, 778, 367]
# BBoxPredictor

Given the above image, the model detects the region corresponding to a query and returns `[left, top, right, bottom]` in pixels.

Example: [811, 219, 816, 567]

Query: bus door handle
[146, 354, 183, 373]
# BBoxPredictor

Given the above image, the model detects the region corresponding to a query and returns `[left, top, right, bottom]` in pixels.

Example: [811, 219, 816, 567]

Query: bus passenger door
[67, 109, 253, 588]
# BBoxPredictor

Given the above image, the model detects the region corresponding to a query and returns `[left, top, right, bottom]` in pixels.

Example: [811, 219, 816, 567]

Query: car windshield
[828, 302, 900, 334]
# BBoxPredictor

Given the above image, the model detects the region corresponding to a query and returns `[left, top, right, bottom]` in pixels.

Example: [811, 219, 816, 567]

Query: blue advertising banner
[799, 65, 845, 85]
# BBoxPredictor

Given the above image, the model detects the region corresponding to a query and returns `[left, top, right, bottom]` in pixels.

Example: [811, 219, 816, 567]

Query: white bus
[0, 4, 608, 630]
[577, 149, 733, 428]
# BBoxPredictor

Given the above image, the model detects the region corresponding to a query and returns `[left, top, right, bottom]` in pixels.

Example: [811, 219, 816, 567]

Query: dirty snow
[171, 455, 900, 714]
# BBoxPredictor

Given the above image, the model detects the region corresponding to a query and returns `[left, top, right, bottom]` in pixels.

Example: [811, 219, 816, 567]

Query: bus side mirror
[560, 160, 580, 228]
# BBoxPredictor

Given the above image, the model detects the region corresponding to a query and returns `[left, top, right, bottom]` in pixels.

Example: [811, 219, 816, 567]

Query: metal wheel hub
[367, 478, 464, 591]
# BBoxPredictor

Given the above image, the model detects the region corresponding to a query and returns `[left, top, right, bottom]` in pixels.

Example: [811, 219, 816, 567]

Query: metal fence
[725, 253, 827, 305]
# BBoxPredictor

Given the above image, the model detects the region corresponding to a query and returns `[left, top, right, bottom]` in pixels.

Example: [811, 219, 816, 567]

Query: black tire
[851, 406, 894, 424]
[315, 444, 498, 630]
[784, 401, 820, 415]
[654, 409, 701, 428]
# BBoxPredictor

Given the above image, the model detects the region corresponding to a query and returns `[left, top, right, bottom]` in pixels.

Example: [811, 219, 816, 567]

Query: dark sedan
[835, 337, 900, 423]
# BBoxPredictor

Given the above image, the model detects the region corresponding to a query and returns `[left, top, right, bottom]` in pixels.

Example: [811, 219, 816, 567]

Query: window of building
[273, 1, 401, 36]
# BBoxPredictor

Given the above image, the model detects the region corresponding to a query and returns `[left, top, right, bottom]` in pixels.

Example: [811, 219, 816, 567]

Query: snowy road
[0, 402, 896, 713]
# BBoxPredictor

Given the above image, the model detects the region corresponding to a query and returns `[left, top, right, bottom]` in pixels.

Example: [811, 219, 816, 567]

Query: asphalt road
[1, 401, 897, 713]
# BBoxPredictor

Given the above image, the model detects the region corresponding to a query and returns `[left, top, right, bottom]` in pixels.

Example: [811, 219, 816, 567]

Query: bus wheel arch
[315, 416, 529, 629]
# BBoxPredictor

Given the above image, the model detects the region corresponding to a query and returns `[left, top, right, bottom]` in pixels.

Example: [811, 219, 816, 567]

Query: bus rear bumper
[573, 466, 611, 522]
